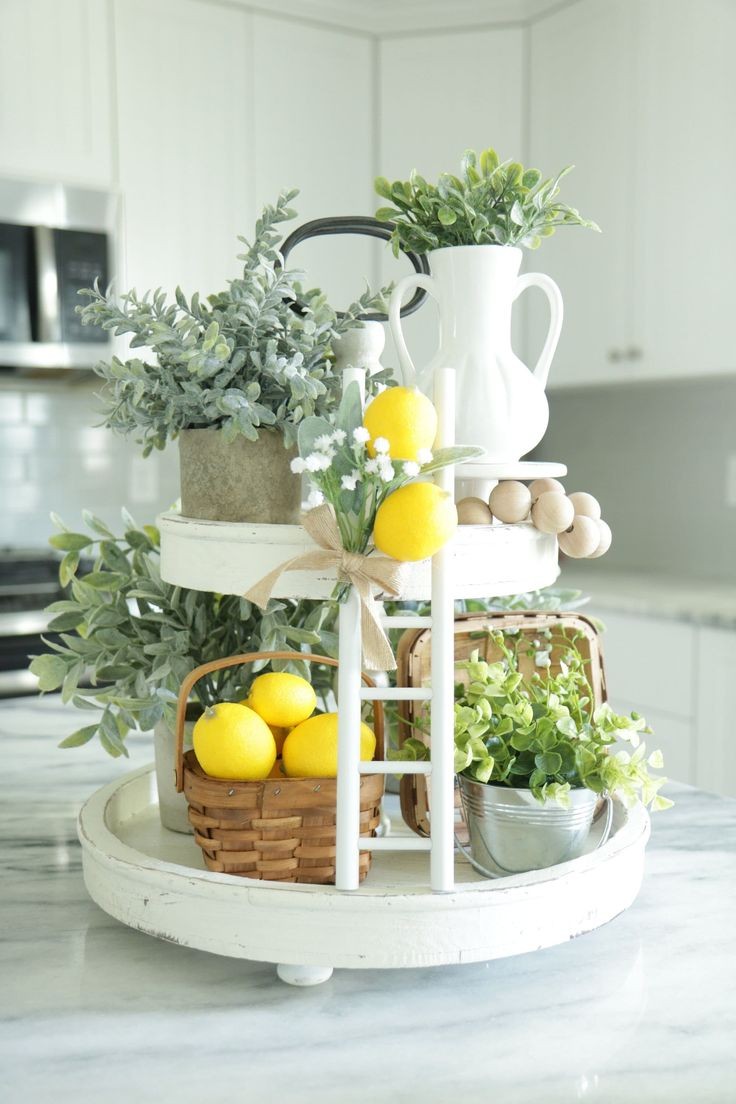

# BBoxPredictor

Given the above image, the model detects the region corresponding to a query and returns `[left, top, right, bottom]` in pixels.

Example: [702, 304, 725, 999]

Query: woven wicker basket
[174, 650, 385, 884]
[396, 611, 607, 838]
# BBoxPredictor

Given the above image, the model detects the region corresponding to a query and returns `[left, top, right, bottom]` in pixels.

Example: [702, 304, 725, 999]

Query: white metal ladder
[335, 368, 456, 892]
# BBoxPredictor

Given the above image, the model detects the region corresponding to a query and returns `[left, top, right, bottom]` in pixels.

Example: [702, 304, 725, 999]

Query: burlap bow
[244, 504, 408, 671]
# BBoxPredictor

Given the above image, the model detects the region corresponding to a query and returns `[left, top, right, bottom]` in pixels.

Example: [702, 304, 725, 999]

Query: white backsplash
[0, 379, 180, 548]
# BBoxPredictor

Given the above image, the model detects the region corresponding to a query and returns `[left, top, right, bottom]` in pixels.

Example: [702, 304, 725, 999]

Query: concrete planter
[153, 717, 194, 833]
[179, 427, 301, 524]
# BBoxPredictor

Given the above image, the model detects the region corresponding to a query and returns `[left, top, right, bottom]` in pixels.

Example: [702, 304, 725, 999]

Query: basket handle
[175, 650, 386, 792]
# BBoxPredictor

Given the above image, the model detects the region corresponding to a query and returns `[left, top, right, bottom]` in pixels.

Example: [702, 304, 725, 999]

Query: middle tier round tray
[158, 512, 560, 600]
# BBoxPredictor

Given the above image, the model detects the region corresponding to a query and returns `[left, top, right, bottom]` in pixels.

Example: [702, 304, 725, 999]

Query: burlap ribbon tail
[243, 504, 407, 671]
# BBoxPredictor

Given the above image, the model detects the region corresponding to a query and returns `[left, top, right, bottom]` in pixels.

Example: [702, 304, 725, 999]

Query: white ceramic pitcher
[388, 245, 563, 462]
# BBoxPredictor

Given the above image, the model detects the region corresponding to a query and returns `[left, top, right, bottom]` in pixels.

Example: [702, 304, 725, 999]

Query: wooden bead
[588, 518, 612, 558]
[489, 480, 532, 523]
[457, 496, 493, 525]
[531, 491, 575, 535]
[558, 515, 600, 559]
[529, 477, 565, 502]
[567, 491, 601, 520]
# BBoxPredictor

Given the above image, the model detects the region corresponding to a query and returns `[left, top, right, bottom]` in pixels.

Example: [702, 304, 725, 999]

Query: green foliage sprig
[452, 632, 671, 809]
[375, 147, 599, 255]
[77, 191, 392, 455]
[29, 511, 338, 757]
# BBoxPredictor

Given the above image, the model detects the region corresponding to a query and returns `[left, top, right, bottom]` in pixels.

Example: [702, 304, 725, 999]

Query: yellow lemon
[245, 672, 317, 728]
[269, 725, 290, 756]
[282, 713, 376, 778]
[193, 702, 276, 780]
[363, 386, 437, 460]
[373, 482, 457, 561]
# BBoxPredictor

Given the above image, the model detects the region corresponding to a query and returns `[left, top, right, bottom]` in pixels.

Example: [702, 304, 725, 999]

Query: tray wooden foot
[276, 964, 334, 987]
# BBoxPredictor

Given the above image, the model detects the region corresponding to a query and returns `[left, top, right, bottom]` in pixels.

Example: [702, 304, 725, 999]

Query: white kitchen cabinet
[0, 0, 114, 185]
[595, 609, 696, 719]
[528, 0, 636, 388]
[591, 608, 696, 785]
[251, 16, 374, 310]
[529, 0, 736, 388]
[633, 0, 736, 382]
[114, 0, 252, 298]
[378, 28, 526, 376]
[694, 626, 736, 798]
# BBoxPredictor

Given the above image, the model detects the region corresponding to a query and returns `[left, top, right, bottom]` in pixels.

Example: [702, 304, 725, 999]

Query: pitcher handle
[514, 271, 563, 389]
[388, 273, 438, 387]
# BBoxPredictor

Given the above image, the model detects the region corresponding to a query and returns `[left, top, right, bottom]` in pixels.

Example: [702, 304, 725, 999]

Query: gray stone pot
[153, 716, 194, 834]
[179, 427, 301, 524]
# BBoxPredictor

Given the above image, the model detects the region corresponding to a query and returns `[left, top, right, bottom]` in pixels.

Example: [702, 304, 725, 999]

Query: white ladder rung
[360, 761, 431, 775]
[380, 615, 433, 629]
[361, 837, 432, 852]
[360, 687, 432, 702]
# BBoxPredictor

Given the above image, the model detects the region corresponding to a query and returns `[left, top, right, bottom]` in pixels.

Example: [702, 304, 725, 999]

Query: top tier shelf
[158, 513, 560, 602]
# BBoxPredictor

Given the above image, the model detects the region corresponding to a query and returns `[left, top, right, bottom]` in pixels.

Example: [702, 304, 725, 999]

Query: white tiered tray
[158, 514, 560, 601]
[79, 766, 650, 983]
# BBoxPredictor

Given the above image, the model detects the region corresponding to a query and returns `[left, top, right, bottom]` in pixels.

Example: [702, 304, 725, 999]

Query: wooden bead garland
[558, 515, 601, 558]
[567, 491, 601, 520]
[531, 490, 574, 535]
[489, 480, 532, 523]
[529, 477, 566, 501]
[457, 497, 493, 525]
[588, 519, 612, 559]
[489, 479, 612, 560]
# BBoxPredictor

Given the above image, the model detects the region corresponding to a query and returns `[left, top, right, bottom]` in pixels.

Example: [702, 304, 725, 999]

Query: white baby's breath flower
[341, 473, 360, 491]
[314, 434, 334, 452]
[331, 429, 347, 445]
[402, 461, 420, 478]
[364, 457, 381, 475]
[306, 488, 324, 508]
[353, 427, 370, 444]
[417, 448, 433, 465]
[379, 462, 395, 482]
[373, 436, 390, 454]
[305, 453, 331, 472]
[290, 457, 307, 474]
[534, 651, 552, 668]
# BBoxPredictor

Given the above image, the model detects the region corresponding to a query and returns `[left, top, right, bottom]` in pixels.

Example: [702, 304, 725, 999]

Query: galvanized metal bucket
[457, 775, 613, 878]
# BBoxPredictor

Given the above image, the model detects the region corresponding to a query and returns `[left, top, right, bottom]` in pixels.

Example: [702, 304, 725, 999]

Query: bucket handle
[454, 789, 614, 880]
[174, 650, 385, 792]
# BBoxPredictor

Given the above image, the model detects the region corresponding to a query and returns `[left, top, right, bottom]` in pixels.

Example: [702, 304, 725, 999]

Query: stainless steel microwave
[0, 179, 118, 374]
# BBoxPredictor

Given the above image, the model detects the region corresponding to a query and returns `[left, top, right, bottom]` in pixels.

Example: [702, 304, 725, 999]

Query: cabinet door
[634, 0, 736, 381]
[593, 608, 696, 718]
[0, 0, 113, 185]
[695, 627, 736, 798]
[378, 29, 525, 376]
[251, 16, 374, 311]
[611, 699, 694, 786]
[114, 0, 251, 297]
[528, 0, 636, 388]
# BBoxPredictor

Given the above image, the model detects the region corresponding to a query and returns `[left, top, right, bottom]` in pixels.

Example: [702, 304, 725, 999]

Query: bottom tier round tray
[78, 765, 650, 987]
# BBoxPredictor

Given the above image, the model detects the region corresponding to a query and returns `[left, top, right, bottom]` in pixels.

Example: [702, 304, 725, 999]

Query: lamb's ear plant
[29, 511, 339, 758]
[77, 190, 393, 456]
[375, 147, 599, 255]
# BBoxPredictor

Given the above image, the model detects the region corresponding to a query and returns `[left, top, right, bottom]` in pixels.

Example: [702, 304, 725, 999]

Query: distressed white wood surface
[78, 766, 650, 971]
[158, 513, 560, 600]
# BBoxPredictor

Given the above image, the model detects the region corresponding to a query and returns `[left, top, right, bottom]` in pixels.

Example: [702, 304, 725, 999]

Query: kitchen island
[2, 695, 735, 1103]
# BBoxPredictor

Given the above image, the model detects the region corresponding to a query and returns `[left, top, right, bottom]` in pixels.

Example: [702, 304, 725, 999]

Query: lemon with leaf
[363, 386, 437, 460]
[374, 482, 457, 561]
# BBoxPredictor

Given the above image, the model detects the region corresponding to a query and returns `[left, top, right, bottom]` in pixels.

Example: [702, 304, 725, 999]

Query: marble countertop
[559, 566, 736, 627]
[3, 695, 736, 1104]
